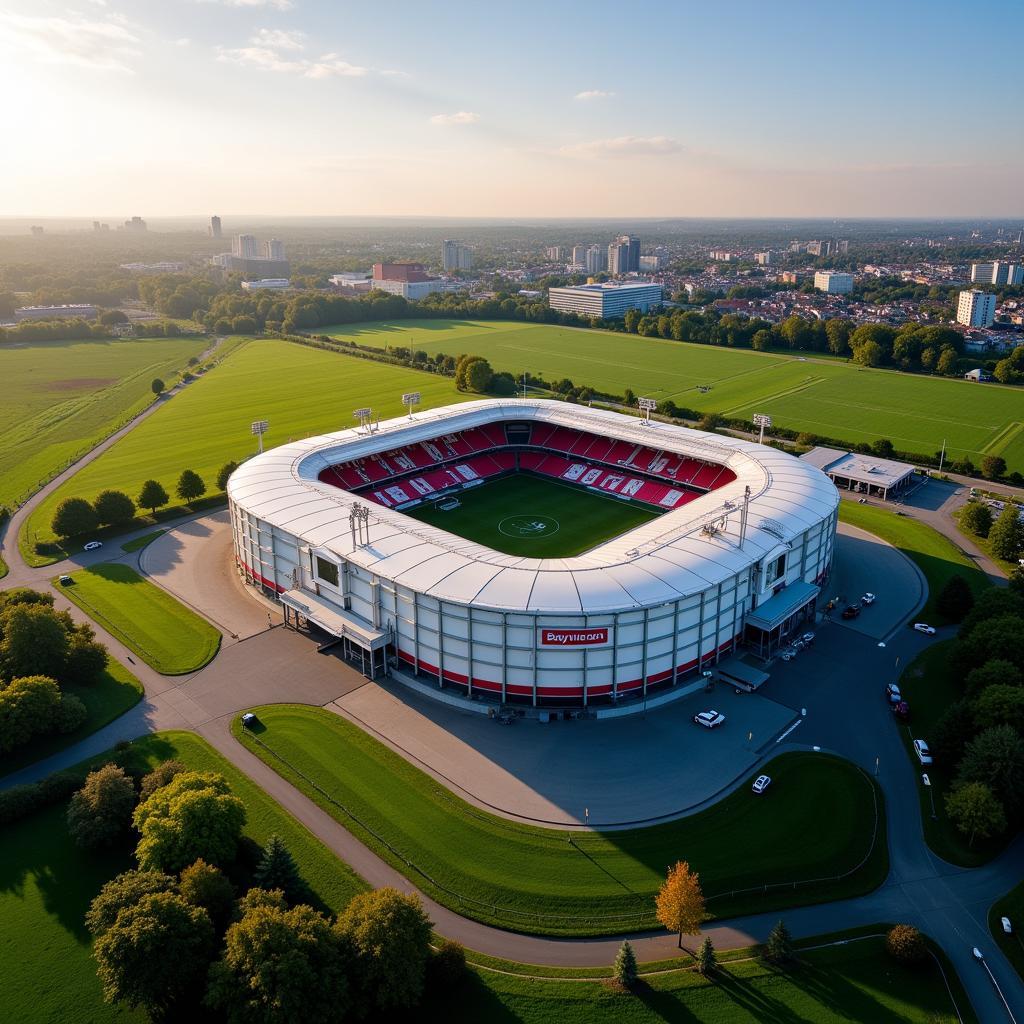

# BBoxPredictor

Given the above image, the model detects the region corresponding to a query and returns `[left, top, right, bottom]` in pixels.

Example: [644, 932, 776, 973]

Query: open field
[235, 705, 886, 936]
[323, 319, 1024, 469]
[0, 335, 207, 512]
[26, 339, 465, 552]
[56, 564, 221, 674]
[0, 730, 365, 1024]
[837, 500, 990, 622]
[407, 473, 660, 557]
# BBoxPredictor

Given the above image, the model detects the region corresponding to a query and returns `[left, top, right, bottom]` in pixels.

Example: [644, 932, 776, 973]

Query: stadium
[227, 399, 839, 712]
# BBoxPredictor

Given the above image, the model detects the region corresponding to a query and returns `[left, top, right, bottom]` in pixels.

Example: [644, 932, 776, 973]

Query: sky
[1, 0, 1022, 218]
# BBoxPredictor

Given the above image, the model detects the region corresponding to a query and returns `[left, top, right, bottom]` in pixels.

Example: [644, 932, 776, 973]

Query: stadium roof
[228, 400, 839, 615]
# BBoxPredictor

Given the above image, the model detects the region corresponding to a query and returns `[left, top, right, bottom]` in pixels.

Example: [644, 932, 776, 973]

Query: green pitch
[323, 318, 1024, 471]
[406, 473, 660, 557]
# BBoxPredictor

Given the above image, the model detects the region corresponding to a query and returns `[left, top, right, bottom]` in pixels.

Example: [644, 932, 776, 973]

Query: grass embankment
[323, 317, 1024, 471]
[897, 641, 1009, 867]
[0, 657, 144, 778]
[24, 338, 466, 561]
[838, 500, 990, 622]
[990, 882, 1024, 983]
[55, 564, 220, 674]
[0, 730, 365, 1024]
[234, 705, 886, 936]
[119, 530, 165, 554]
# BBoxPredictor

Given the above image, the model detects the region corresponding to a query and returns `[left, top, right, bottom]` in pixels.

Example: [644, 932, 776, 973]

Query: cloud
[250, 27, 305, 50]
[0, 11, 141, 72]
[305, 53, 369, 78]
[216, 45, 306, 73]
[197, 0, 294, 10]
[174, 37, 191, 47]
[429, 111, 480, 126]
[574, 89, 615, 101]
[560, 135, 682, 158]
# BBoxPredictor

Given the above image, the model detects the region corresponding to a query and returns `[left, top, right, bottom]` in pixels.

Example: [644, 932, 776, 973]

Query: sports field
[26, 339, 465, 552]
[0, 335, 207, 511]
[407, 473, 660, 557]
[323, 319, 1024, 470]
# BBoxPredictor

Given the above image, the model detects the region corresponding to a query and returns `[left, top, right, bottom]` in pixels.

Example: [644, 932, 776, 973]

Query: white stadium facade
[228, 400, 839, 713]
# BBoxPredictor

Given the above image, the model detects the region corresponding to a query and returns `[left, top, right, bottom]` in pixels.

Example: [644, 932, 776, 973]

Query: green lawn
[0, 335, 207, 512]
[323, 318, 1024, 470]
[26, 338, 466, 555]
[990, 881, 1024, 983]
[234, 705, 886, 936]
[0, 657, 144, 778]
[55, 564, 220, 674]
[897, 642, 1009, 867]
[119, 530, 165, 554]
[407, 473, 661, 557]
[838, 500, 990, 622]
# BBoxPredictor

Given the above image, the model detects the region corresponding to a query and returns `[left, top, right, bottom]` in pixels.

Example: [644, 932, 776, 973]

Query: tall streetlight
[353, 407, 372, 433]
[638, 396, 657, 424]
[753, 413, 772, 445]
[401, 391, 421, 418]
[251, 419, 269, 454]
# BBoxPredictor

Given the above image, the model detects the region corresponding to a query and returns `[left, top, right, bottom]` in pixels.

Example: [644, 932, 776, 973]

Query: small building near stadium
[228, 400, 839, 713]
[800, 446, 915, 501]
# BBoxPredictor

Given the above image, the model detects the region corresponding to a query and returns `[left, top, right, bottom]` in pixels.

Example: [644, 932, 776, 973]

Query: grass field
[234, 705, 886, 936]
[56, 564, 221, 674]
[408, 473, 661, 557]
[838, 499, 990, 622]
[323, 319, 1024, 470]
[0, 730, 365, 1024]
[990, 881, 1024, 983]
[26, 338, 465, 552]
[0, 335, 207, 512]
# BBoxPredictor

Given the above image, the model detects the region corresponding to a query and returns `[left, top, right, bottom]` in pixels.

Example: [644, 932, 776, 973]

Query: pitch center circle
[498, 514, 560, 539]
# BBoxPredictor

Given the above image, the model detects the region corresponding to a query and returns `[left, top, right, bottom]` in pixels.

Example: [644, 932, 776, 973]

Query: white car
[913, 623, 936, 635]
[914, 739, 933, 765]
[1002, 916, 1013, 935]
[861, 593, 876, 606]
[58, 574, 73, 585]
[752, 774, 771, 794]
[83, 541, 103, 551]
[693, 710, 726, 729]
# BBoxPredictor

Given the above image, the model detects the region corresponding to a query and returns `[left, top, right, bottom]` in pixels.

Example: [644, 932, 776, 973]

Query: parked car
[752, 775, 771, 794]
[58, 574, 73, 585]
[83, 541, 103, 551]
[693, 710, 726, 729]
[861, 593, 876, 606]
[1001, 916, 1013, 935]
[893, 700, 911, 722]
[913, 623, 937, 635]
[801, 632, 815, 645]
[779, 649, 796, 662]
[842, 604, 861, 620]
[914, 739, 933, 765]
[885, 682, 902, 704]
[241, 713, 258, 729]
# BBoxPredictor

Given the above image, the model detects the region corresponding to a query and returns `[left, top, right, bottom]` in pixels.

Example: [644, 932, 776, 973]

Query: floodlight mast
[401, 391, 421, 418]
[753, 413, 772, 445]
[250, 419, 269, 454]
[352, 407, 372, 433]
[638, 397, 657, 424]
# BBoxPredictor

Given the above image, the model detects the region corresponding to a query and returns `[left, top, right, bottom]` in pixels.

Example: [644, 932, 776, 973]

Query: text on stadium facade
[540, 627, 610, 646]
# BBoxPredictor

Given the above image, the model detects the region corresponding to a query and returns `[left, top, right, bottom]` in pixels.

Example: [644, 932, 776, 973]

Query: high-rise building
[571, 245, 588, 266]
[264, 238, 285, 261]
[210, 215, 222, 239]
[813, 271, 854, 294]
[608, 235, 640, 275]
[546, 246, 563, 261]
[971, 261, 1024, 286]
[123, 216, 147, 232]
[957, 289, 997, 328]
[585, 245, 607, 274]
[755, 251, 772, 266]
[233, 234, 260, 259]
[638, 255, 666, 272]
[442, 239, 473, 272]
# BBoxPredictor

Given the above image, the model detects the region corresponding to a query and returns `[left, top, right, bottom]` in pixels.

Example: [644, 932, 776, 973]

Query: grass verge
[120, 530, 165, 554]
[233, 704, 887, 937]
[990, 881, 1024, 983]
[55, 563, 220, 674]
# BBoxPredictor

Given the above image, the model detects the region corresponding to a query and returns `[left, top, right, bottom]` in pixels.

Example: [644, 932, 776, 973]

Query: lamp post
[401, 391, 421, 418]
[638, 396, 657, 424]
[753, 413, 772, 445]
[251, 419, 269, 454]
[353, 407, 372, 433]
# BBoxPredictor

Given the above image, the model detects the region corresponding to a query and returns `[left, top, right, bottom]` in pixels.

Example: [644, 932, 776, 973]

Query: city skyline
[1, 0, 1022, 218]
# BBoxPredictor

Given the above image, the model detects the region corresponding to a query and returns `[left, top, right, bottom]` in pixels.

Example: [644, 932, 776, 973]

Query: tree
[151, 378, 165, 395]
[139, 759, 186, 802]
[871, 438, 895, 458]
[623, 388, 636, 406]
[960, 501, 993, 538]
[953, 617, 1024, 676]
[751, 329, 772, 351]
[137, 479, 169, 515]
[176, 469, 206, 504]
[93, 891, 215, 1018]
[0, 675, 62, 753]
[86, 870, 179, 937]
[0, 603, 68, 680]
[945, 782, 1007, 846]
[336, 887, 433, 1014]
[179, 859, 235, 932]
[613, 940, 638, 988]
[216, 461, 239, 492]
[886, 924, 927, 964]
[428, 938, 466, 989]
[956, 725, 1024, 819]
[1010, 565, 1024, 599]
[960, 591, 1024, 640]
[454, 354, 484, 390]
[66, 626, 108, 683]
[67, 764, 136, 850]
[206, 894, 349, 1024]
[253, 834, 311, 905]
[51, 496, 98, 538]
[93, 490, 136, 528]
[698, 413, 722, 433]
[696, 935, 717, 975]
[935, 574, 974, 623]
[982, 455, 1007, 481]
[764, 919, 794, 965]
[853, 339, 884, 367]
[655, 861, 706, 948]
[931, 698, 977, 765]
[133, 771, 246, 873]
[465, 357, 493, 393]
[974, 685, 1024, 733]
[936, 347, 958, 375]
[989, 505, 1024, 562]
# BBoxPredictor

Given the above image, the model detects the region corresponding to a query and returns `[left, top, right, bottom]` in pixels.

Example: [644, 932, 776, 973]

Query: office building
[971, 261, 1024, 286]
[210, 216, 222, 239]
[123, 216, 147, 232]
[548, 281, 663, 318]
[957, 289, 997, 328]
[571, 245, 589, 266]
[755, 251, 772, 266]
[233, 234, 261, 260]
[15, 304, 98, 321]
[608, 235, 640, 275]
[372, 262, 445, 300]
[639, 255, 666, 272]
[120, 262, 186, 274]
[264, 238, 285, 261]
[585, 245, 608, 274]
[442, 239, 473, 272]
[813, 271, 854, 294]
[546, 246, 563, 261]
[709, 249, 733, 262]
[241, 279, 290, 291]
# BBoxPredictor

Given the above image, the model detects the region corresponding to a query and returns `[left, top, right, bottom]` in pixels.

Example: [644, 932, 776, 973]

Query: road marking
[775, 719, 802, 743]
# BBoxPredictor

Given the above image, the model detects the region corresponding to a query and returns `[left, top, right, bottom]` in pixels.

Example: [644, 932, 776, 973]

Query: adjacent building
[545, 246, 563, 261]
[15, 303, 98, 321]
[814, 271, 854, 294]
[233, 234, 261, 260]
[957, 289, 997, 328]
[123, 216, 147, 232]
[571, 245, 589, 266]
[441, 239, 473, 272]
[548, 281, 663, 318]
[608, 235, 640, 275]
[119, 262, 186, 274]
[639, 255, 666, 272]
[210, 215, 222, 239]
[585, 245, 608, 274]
[264, 238, 285, 261]
[971, 261, 1024, 286]
[755, 251, 772, 266]
[213, 234, 290, 277]
[241, 279, 291, 291]
[372, 262, 446, 300]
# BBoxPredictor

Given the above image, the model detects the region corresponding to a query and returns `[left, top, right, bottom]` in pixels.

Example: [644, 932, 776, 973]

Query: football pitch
[406, 473, 660, 557]
[322, 318, 1024, 471]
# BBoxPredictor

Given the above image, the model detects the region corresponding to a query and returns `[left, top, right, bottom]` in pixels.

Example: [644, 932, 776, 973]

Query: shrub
[935, 574, 974, 622]
[55, 692, 87, 733]
[613, 939, 638, 988]
[764, 920, 794, 965]
[151, 378, 165, 395]
[67, 764, 137, 850]
[429, 938, 467, 989]
[0, 769, 82, 826]
[886, 924, 927, 964]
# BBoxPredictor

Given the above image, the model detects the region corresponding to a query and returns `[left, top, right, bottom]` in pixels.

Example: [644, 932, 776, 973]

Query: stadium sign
[540, 627, 610, 646]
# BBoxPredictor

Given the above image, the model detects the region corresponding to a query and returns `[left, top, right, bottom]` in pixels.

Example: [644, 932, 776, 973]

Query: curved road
[2, 405, 1023, 1021]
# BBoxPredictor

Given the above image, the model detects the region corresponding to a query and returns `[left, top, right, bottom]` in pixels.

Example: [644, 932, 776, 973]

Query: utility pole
[938, 438, 946, 474]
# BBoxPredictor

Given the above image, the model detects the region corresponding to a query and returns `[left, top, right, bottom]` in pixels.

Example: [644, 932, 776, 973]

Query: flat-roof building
[548, 281, 663, 318]
[957, 289, 997, 328]
[15, 303, 98, 321]
[814, 271, 854, 294]
[240, 278, 290, 291]
[801, 446, 915, 500]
